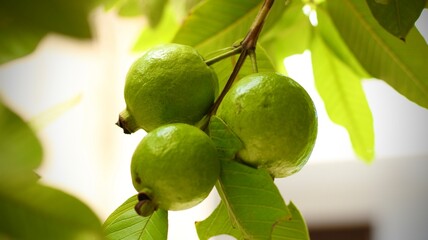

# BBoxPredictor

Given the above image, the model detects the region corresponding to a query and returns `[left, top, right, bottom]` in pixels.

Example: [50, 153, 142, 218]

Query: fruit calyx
[116, 109, 139, 134]
[134, 192, 158, 217]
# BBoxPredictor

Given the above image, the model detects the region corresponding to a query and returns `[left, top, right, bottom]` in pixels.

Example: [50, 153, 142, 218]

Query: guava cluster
[117, 43, 317, 216]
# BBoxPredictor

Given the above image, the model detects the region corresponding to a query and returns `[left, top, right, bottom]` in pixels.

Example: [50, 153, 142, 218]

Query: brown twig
[200, 0, 275, 130]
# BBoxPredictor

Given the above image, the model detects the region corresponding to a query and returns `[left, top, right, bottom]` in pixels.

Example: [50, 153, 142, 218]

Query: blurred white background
[0, 7, 427, 240]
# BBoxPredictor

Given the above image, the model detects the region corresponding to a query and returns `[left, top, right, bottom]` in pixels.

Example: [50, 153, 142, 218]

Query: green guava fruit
[131, 123, 220, 215]
[117, 43, 218, 133]
[216, 72, 317, 178]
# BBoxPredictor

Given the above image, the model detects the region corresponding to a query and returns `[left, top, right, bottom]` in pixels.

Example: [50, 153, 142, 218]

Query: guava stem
[249, 51, 258, 73]
[201, 0, 275, 130]
[116, 109, 139, 134]
[204, 46, 243, 66]
[210, 50, 249, 115]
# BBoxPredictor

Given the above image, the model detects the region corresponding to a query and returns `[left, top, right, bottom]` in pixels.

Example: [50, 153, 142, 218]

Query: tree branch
[201, 0, 275, 130]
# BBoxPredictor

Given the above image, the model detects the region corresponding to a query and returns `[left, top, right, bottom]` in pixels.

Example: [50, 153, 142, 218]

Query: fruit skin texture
[122, 43, 218, 132]
[217, 72, 317, 178]
[131, 123, 220, 211]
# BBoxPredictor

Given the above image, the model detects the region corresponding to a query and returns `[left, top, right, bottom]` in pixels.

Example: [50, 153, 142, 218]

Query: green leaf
[113, 0, 167, 27]
[272, 202, 310, 240]
[141, 0, 168, 27]
[117, 0, 144, 17]
[195, 201, 243, 240]
[173, 0, 260, 54]
[261, 0, 313, 72]
[0, 100, 42, 174]
[169, 0, 205, 20]
[326, 0, 428, 109]
[0, 101, 103, 239]
[0, 0, 98, 64]
[0, 0, 97, 38]
[0, 25, 46, 65]
[133, 5, 180, 52]
[171, 0, 283, 87]
[197, 199, 310, 240]
[0, 183, 103, 239]
[311, 32, 375, 161]
[103, 0, 121, 10]
[208, 116, 243, 161]
[172, 0, 287, 55]
[366, 0, 426, 40]
[103, 195, 168, 240]
[216, 160, 291, 239]
[316, 8, 370, 79]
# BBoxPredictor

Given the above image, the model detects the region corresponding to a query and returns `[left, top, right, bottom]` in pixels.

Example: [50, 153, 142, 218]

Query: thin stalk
[249, 51, 258, 73]
[205, 46, 243, 66]
[209, 50, 249, 116]
[205, 0, 275, 123]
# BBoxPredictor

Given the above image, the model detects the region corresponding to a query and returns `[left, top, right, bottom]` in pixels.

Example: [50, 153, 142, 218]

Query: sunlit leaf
[0, 183, 103, 239]
[216, 160, 291, 239]
[171, 0, 283, 92]
[103, 195, 168, 240]
[113, 0, 167, 27]
[103, 0, 121, 10]
[208, 116, 243, 161]
[195, 201, 243, 240]
[272, 202, 309, 240]
[326, 0, 428, 109]
[102, 0, 123, 11]
[173, 0, 287, 55]
[316, 8, 370, 79]
[366, 0, 425, 40]
[141, 0, 168, 27]
[173, 0, 259, 53]
[169, 0, 205, 20]
[261, 0, 312, 73]
[117, 0, 144, 17]
[133, 5, 180, 52]
[311, 32, 375, 161]
[0, 0, 98, 64]
[197, 199, 310, 239]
